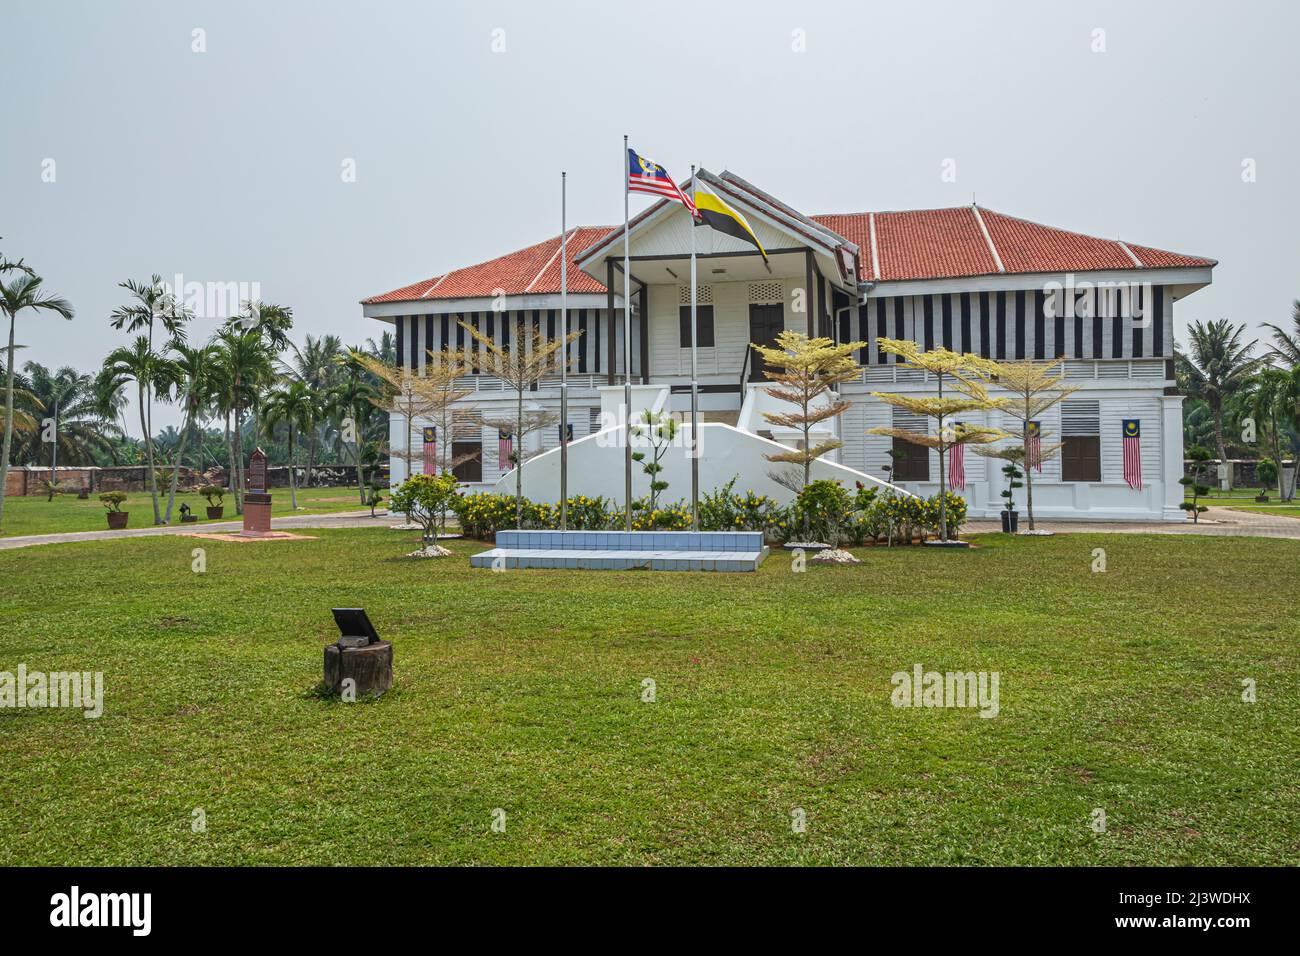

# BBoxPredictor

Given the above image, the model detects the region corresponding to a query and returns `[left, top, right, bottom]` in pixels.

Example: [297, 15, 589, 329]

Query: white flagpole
[623, 134, 633, 531]
[689, 165, 700, 530]
[560, 170, 569, 530]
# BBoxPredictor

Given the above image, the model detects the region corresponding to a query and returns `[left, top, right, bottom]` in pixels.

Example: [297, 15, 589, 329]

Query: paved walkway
[3, 506, 1298, 552]
[965, 506, 1300, 539]
[0, 510, 393, 551]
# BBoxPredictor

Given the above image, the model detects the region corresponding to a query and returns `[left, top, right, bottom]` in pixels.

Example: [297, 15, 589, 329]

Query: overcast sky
[4, 0, 1297, 433]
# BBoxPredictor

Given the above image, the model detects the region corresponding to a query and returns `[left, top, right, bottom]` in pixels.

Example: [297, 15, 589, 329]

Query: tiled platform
[470, 530, 768, 572]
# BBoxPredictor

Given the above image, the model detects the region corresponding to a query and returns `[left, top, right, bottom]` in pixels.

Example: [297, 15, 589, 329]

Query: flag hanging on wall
[693, 181, 767, 263]
[627, 148, 697, 216]
[1122, 419, 1143, 490]
[498, 430, 514, 471]
[1026, 420, 1043, 472]
[948, 428, 966, 490]
[422, 426, 437, 475]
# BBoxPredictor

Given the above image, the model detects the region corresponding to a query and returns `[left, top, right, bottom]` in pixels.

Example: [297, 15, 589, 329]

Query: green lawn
[1228, 506, 1300, 518]
[0, 486, 371, 538]
[1, 530, 1296, 865]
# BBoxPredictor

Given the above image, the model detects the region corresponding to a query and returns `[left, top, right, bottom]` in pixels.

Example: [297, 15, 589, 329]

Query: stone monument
[240, 447, 273, 537]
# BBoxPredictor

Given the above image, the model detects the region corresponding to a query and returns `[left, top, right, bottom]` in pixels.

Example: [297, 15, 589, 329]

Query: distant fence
[4, 463, 389, 497]
[1182, 458, 1296, 487]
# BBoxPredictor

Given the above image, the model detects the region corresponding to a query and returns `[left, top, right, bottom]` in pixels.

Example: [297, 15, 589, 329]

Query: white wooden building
[361, 170, 1215, 521]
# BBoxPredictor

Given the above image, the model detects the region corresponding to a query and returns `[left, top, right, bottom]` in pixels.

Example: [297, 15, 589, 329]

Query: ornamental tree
[460, 316, 581, 526]
[984, 358, 1077, 530]
[750, 330, 866, 490]
[869, 338, 1007, 542]
[389, 472, 461, 555]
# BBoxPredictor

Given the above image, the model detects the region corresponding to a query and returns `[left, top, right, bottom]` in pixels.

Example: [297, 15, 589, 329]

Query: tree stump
[323, 641, 393, 697]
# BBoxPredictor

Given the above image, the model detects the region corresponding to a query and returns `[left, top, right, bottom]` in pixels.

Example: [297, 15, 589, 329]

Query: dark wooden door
[748, 303, 785, 381]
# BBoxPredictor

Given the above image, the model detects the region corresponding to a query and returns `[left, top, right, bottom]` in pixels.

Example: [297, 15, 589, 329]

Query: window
[1060, 400, 1101, 482]
[891, 438, 930, 481]
[451, 441, 482, 483]
[679, 305, 715, 348]
[889, 409, 929, 481]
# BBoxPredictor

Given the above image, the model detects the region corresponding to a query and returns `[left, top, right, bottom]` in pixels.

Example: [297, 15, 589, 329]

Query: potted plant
[200, 485, 225, 519]
[100, 491, 129, 529]
[1255, 458, 1277, 503]
[999, 460, 1024, 533]
[1179, 445, 1213, 523]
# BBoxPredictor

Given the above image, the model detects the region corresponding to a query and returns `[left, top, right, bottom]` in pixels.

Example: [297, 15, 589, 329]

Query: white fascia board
[363, 293, 615, 320]
[862, 267, 1213, 299]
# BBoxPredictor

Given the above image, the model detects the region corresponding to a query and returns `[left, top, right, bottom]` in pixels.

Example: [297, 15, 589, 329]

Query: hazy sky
[4, 0, 1297, 433]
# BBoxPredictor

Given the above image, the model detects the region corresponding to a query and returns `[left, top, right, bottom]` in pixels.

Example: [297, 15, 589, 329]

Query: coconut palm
[1178, 320, 1265, 475]
[262, 380, 315, 510]
[99, 337, 180, 523]
[1250, 367, 1300, 499]
[13, 363, 119, 473]
[1262, 300, 1300, 367]
[161, 341, 218, 522]
[1, 272, 74, 529]
[283, 334, 343, 485]
[331, 350, 382, 503]
[210, 328, 275, 513]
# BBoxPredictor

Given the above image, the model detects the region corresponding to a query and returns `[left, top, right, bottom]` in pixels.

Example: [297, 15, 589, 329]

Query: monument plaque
[240, 447, 272, 536]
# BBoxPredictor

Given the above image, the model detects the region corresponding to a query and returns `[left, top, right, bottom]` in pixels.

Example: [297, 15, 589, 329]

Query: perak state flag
[498, 430, 514, 471]
[1026, 420, 1043, 472]
[422, 426, 437, 474]
[693, 181, 768, 263]
[627, 148, 697, 217]
[1122, 419, 1143, 490]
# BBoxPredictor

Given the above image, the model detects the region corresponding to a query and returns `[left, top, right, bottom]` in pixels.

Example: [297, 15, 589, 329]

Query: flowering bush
[450, 492, 518, 540]
[699, 477, 786, 538]
[792, 479, 854, 545]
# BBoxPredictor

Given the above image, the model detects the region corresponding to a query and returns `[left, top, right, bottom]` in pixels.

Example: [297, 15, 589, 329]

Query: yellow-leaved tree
[869, 338, 1007, 542]
[460, 316, 581, 525]
[750, 330, 866, 490]
[983, 358, 1077, 531]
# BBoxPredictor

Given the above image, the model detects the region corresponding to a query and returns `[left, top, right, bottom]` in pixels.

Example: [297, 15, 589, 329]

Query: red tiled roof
[810, 207, 1215, 283]
[364, 207, 1214, 304]
[361, 227, 614, 304]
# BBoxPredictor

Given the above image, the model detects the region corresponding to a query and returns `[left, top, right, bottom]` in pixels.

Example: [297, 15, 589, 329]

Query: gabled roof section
[808, 206, 1216, 283]
[361, 227, 614, 304]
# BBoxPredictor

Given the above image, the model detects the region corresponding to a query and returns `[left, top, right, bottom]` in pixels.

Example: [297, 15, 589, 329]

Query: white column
[1160, 394, 1185, 521]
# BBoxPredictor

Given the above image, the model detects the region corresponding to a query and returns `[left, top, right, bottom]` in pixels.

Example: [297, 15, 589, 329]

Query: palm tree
[283, 334, 343, 486]
[1178, 320, 1265, 478]
[211, 328, 274, 513]
[262, 380, 315, 510]
[1249, 367, 1300, 499]
[100, 337, 180, 523]
[332, 349, 381, 503]
[1262, 300, 1300, 367]
[1, 273, 74, 529]
[14, 363, 119, 473]
[109, 277, 191, 523]
[161, 342, 218, 522]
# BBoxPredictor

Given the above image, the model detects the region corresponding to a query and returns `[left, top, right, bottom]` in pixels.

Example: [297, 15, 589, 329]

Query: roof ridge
[970, 205, 1005, 274]
[1115, 240, 1143, 267]
[525, 230, 573, 292]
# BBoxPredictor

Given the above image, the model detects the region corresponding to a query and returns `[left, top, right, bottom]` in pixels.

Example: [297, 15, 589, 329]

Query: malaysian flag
[1026, 420, 1043, 472]
[498, 430, 514, 471]
[1122, 419, 1143, 490]
[422, 426, 437, 475]
[627, 148, 697, 217]
[948, 425, 966, 490]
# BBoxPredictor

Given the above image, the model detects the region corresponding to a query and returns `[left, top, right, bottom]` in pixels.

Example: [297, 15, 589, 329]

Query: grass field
[1, 529, 1297, 865]
[0, 486, 371, 538]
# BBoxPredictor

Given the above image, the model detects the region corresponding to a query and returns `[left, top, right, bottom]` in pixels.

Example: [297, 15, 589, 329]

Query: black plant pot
[1000, 510, 1020, 533]
[1255, 495, 1269, 503]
